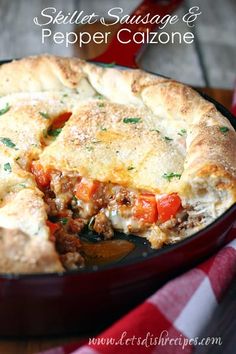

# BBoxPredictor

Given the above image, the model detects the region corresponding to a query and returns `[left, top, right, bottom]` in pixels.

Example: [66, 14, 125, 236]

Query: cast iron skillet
[0, 60, 235, 337]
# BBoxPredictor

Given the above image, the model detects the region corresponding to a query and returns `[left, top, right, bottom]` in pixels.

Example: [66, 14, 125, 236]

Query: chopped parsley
[219, 126, 229, 134]
[123, 117, 142, 124]
[99, 62, 116, 68]
[85, 146, 94, 151]
[162, 172, 181, 181]
[96, 94, 104, 100]
[150, 129, 160, 133]
[0, 103, 10, 116]
[100, 126, 107, 131]
[72, 196, 78, 203]
[164, 136, 173, 141]
[18, 183, 26, 188]
[48, 128, 62, 137]
[4, 162, 12, 172]
[127, 166, 135, 171]
[63, 93, 68, 98]
[91, 140, 101, 144]
[59, 217, 68, 225]
[0, 137, 17, 149]
[178, 129, 187, 136]
[98, 102, 105, 108]
[39, 111, 50, 119]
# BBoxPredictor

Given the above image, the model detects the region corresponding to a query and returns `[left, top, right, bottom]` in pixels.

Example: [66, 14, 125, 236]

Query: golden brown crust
[0, 54, 235, 272]
[0, 228, 63, 273]
[0, 55, 87, 95]
[39, 100, 184, 192]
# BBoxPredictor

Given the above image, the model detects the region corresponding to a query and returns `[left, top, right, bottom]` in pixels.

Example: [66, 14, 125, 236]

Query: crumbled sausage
[115, 188, 132, 206]
[60, 252, 85, 270]
[68, 218, 86, 233]
[44, 189, 58, 216]
[55, 229, 85, 269]
[93, 211, 114, 239]
[55, 229, 82, 254]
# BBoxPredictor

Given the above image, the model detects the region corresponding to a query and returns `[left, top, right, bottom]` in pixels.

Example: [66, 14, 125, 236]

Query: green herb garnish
[59, 217, 68, 225]
[164, 136, 173, 141]
[48, 128, 62, 137]
[99, 62, 116, 68]
[178, 129, 187, 136]
[127, 166, 135, 171]
[39, 111, 50, 119]
[219, 126, 229, 134]
[96, 94, 104, 100]
[162, 172, 181, 181]
[0, 137, 17, 149]
[101, 127, 107, 131]
[91, 140, 101, 144]
[72, 196, 78, 203]
[0, 103, 10, 116]
[98, 102, 105, 108]
[63, 93, 68, 98]
[4, 162, 12, 172]
[85, 146, 94, 151]
[150, 129, 160, 133]
[123, 117, 142, 124]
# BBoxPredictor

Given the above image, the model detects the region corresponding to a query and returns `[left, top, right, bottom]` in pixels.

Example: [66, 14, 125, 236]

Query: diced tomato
[75, 178, 100, 202]
[46, 220, 60, 239]
[46, 220, 60, 234]
[156, 193, 181, 223]
[51, 112, 72, 129]
[133, 194, 158, 224]
[30, 161, 51, 187]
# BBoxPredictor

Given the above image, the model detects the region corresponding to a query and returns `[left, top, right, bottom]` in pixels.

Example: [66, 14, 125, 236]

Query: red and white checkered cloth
[41, 229, 236, 354]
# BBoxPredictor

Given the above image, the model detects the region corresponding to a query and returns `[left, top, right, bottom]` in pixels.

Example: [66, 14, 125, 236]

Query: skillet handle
[94, 0, 183, 68]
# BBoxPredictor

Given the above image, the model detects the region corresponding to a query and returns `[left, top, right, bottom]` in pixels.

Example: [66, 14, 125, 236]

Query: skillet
[0, 60, 235, 337]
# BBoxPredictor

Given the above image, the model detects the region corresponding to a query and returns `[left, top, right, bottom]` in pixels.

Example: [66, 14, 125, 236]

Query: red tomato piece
[51, 112, 72, 129]
[46, 220, 60, 235]
[156, 193, 181, 223]
[31, 161, 51, 187]
[75, 178, 100, 202]
[133, 194, 158, 224]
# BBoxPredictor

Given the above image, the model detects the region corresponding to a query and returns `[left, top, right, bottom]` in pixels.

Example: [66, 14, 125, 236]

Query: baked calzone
[0, 55, 235, 273]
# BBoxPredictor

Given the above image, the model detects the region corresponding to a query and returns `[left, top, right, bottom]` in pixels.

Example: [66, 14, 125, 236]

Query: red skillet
[93, 0, 184, 67]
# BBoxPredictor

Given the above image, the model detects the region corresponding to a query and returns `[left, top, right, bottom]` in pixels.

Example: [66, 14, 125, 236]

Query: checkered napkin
[40, 226, 236, 354]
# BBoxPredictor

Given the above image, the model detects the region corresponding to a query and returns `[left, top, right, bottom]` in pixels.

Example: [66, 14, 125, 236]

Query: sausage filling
[31, 163, 198, 270]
